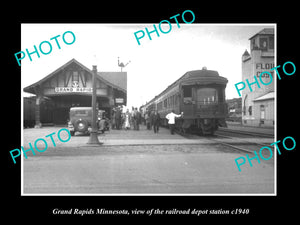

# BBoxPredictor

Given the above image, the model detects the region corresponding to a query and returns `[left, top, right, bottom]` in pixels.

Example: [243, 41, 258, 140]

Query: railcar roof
[181, 70, 228, 85]
[165, 69, 227, 92]
[184, 70, 219, 77]
[145, 69, 228, 106]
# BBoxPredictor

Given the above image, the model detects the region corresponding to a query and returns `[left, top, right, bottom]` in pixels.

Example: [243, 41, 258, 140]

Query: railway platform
[22, 124, 273, 149]
[95, 125, 209, 146]
[23, 125, 208, 148]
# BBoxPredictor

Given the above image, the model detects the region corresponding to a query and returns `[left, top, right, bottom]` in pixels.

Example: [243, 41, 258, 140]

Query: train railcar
[23, 96, 36, 128]
[144, 67, 228, 135]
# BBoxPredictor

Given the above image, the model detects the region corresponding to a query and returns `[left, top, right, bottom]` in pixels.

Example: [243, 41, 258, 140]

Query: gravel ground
[21, 126, 275, 195]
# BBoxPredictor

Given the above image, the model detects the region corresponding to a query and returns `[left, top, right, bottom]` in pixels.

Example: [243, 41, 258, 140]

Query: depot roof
[253, 91, 275, 101]
[23, 58, 127, 95]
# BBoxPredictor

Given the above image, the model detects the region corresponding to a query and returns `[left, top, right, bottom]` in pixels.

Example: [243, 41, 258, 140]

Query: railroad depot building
[241, 28, 275, 127]
[23, 58, 127, 127]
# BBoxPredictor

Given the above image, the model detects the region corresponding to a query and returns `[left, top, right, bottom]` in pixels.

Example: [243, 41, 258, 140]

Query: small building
[23, 58, 127, 127]
[241, 28, 275, 127]
[226, 97, 242, 122]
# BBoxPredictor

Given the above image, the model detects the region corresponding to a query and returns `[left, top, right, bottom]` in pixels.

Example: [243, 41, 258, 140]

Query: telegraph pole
[87, 65, 101, 145]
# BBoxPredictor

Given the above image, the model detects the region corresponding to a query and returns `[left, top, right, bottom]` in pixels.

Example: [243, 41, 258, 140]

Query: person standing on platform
[115, 107, 122, 130]
[151, 110, 161, 133]
[149, 110, 154, 130]
[145, 111, 151, 130]
[134, 107, 141, 130]
[132, 107, 138, 130]
[165, 110, 183, 135]
[130, 107, 135, 129]
[124, 109, 131, 130]
[111, 108, 116, 129]
[139, 108, 143, 125]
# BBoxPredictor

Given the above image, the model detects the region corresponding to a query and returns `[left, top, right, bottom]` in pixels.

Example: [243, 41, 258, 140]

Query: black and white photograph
[20, 23, 276, 195]
[5, 5, 298, 221]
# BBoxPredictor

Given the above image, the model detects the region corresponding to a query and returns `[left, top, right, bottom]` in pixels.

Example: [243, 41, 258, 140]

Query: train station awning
[23, 58, 127, 95]
[253, 91, 274, 102]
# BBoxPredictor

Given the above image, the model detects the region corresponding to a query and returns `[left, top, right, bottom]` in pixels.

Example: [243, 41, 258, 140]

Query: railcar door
[196, 87, 218, 116]
[181, 85, 195, 117]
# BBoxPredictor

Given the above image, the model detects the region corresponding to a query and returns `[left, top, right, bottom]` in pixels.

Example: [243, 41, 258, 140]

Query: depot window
[72, 71, 79, 82]
[248, 106, 252, 116]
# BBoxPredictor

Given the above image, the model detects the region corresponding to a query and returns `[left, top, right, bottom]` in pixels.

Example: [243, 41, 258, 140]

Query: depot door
[53, 107, 69, 125]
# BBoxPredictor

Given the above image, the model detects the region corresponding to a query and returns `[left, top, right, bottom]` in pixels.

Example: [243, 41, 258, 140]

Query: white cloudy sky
[21, 23, 275, 107]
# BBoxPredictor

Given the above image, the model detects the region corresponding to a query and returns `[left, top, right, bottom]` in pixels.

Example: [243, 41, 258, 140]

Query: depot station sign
[55, 87, 92, 93]
[54, 81, 92, 93]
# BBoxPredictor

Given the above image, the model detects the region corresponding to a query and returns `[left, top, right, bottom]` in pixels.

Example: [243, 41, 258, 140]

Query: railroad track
[217, 127, 274, 138]
[211, 134, 266, 154]
[210, 134, 276, 163]
[178, 129, 274, 159]
[214, 133, 269, 147]
[210, 138, 255, 154]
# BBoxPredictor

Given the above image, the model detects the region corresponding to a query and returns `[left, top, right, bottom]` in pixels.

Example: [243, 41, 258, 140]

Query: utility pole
[87, 65, 101, 145]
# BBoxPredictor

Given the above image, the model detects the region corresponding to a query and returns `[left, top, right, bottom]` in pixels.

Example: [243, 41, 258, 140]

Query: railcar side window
[197, 88, 218, 105]
[183, 86, 192, 98]
[157, 102, 163, 110]
[183, 86, 192, 104]
[164, 99, 167, 108]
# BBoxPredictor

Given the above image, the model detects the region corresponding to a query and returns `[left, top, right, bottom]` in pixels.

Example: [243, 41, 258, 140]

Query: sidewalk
[22, 125, 210, 148]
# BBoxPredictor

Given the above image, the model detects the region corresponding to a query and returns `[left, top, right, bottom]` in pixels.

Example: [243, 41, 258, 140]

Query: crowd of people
[110, 106, 183, 135]
[110, 106, 141, 131]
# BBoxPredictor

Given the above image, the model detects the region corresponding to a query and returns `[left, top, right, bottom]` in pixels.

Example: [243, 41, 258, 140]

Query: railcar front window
[197, 88, 218, 105]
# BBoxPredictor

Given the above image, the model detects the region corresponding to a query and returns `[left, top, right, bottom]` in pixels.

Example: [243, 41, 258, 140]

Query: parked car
[68, 107, 93, 136]
[68, 107, 110, 136]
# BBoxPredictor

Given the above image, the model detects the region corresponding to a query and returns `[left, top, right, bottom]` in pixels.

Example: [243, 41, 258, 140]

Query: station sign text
[55, 87, 92, 93]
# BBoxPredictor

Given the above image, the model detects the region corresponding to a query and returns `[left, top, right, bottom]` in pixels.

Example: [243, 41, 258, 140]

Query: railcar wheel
[177, 127, 186, 135]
